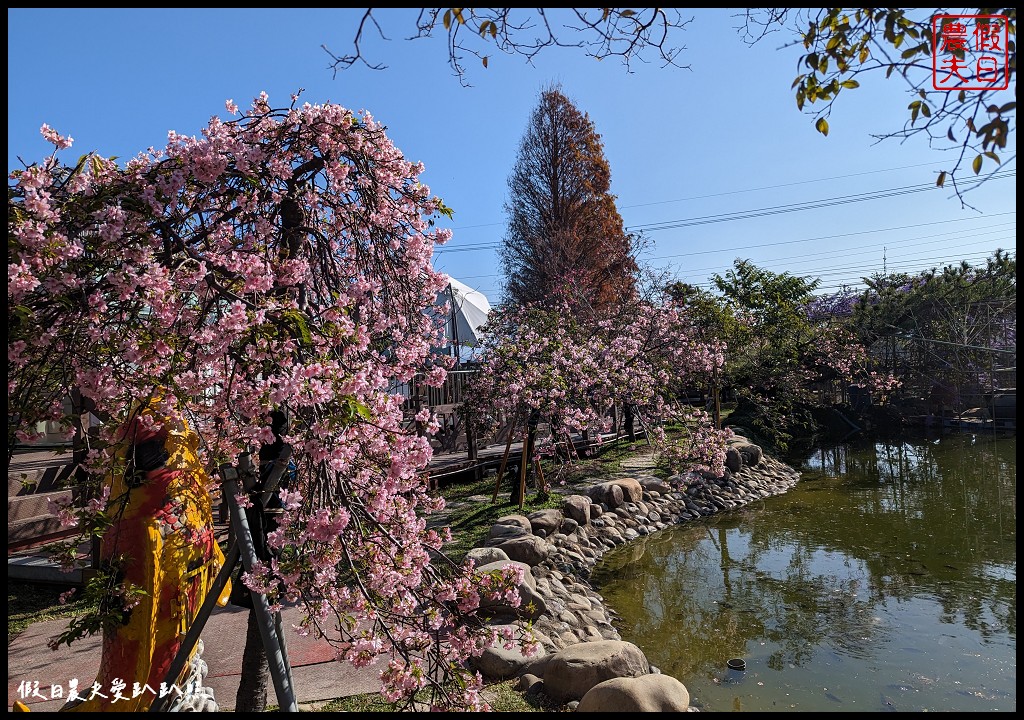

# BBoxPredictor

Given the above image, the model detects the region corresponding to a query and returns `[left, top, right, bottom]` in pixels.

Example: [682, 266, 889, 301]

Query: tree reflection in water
[590, 433, 1015, 712]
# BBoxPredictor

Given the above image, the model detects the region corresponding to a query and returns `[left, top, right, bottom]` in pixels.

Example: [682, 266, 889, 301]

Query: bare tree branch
[323, 8, 693, 86]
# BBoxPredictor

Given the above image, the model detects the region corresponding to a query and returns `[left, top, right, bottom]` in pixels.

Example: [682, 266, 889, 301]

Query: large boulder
[562, 495, 592, 526]
[543, 640, 649, 702]
[476, 558, 536, 589]
[464, 546, 511, 568]
[725, 446, 743, 473]
[638, 477, 672, 494]
[587, 482, 624, 509]
[491, 514, 532, 532]
[475, 560, 547, 621]
[484, 533, 550, 566]
[486, 521, 530, 543]
[577, 674, 691, 712]
[610, 478, 644, 503]
[527, 508, 563, 536]
[736, 443, 763, 467]
[474, 624, 549, 680]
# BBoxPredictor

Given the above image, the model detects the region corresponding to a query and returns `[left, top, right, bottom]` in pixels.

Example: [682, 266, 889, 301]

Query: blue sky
[8, 8, 1016, 304]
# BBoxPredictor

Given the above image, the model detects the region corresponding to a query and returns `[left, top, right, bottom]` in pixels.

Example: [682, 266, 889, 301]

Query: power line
[795, 249, 1008, 280]
[677, 249, 1014, 291]
[442, 229, 1015, 288]
[448, 246, 1015, 301]
[666, 234, 1016, 279]
[644, 214, 1016, 260]
[445, 159, 955, 230]
[437, 216, 1017, 281]
[433, 173, 1015, 255]
[628, 171, 1015, 233]
[615, 161, 949, 210]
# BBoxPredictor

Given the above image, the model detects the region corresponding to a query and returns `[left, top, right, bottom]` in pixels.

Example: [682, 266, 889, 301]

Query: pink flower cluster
[467, 293, 733, 474]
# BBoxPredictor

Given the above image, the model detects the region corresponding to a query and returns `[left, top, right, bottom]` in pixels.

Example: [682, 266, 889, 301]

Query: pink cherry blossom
[9, 93, 524, 711]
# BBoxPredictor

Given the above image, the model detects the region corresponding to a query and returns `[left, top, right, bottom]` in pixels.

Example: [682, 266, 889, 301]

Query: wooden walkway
[426, 428, 643, 485]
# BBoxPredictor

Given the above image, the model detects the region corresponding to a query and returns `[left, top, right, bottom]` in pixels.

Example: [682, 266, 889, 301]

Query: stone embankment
[465, 436, 801, 712]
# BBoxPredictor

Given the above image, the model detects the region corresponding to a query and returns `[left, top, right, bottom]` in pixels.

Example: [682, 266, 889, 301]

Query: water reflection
[590, 433, 1016, 712]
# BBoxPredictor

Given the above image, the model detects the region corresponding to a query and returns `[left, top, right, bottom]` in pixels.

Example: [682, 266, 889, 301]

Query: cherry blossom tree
[465, 284, 734, 487]
[8, 92, 531, 711]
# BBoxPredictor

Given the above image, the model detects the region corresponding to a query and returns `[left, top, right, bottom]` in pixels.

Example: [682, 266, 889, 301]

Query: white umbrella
[438, 276, 491, 349]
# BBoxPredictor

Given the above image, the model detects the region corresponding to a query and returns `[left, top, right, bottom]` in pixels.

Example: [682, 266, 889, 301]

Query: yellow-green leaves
[909, 99, 930, 125]
[972, 154, 983, 174]
[815, 117, 829, 136]
[280, 308, 312, 346]
[90, 155, 107, 176]
[478, 19, 497, 38]
[442, 8, 466, 30]
[433, 197, 455, 220]
[343, 396, 372, 424]
[936, 171, 946, 187]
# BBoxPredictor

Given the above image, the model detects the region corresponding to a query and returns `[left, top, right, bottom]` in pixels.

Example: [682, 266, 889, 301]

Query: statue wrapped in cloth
[59, 396, 230, 713]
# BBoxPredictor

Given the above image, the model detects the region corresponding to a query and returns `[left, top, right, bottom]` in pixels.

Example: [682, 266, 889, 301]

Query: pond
[588, 432, 1016, 712]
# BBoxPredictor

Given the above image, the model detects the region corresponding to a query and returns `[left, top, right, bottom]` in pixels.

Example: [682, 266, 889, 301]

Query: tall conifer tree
[501, 84, 637, 312]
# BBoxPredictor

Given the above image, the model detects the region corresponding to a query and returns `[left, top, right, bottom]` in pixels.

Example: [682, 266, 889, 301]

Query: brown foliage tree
[500, 84, 638, 311]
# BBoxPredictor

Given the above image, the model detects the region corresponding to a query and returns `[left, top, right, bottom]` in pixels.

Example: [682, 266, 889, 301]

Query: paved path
[8, 603, 384, 712]
[614, 448, 659, 474]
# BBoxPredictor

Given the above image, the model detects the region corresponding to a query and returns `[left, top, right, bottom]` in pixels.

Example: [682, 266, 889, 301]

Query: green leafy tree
[741, 8, 1016, 207]
[674, 260, 893, 454]
[706, 260, 822, 451]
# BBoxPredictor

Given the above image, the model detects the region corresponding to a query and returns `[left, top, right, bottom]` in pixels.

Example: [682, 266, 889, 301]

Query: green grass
[312, 678, 557, 712]
[8, 579, 97, 643]
[435, 434, 658, 561]
[436, 474, 563, 562]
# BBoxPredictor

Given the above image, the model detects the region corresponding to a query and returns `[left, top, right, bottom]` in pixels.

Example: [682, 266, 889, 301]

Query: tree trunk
[235, 608, 270, 712]
[624, 402, 636, 442]
[235, 412, 289, 713]
[525, 409, 541, 491]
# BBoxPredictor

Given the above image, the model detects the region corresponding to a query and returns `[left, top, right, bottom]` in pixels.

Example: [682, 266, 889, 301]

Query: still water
[589, 433, 1016, 712]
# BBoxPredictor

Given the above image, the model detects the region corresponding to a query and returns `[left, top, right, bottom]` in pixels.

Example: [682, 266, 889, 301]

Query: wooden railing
[392, 368, 479, 414]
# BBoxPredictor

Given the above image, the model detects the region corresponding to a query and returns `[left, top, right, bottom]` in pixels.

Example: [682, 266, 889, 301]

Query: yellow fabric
[62, 404, 229, 712]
